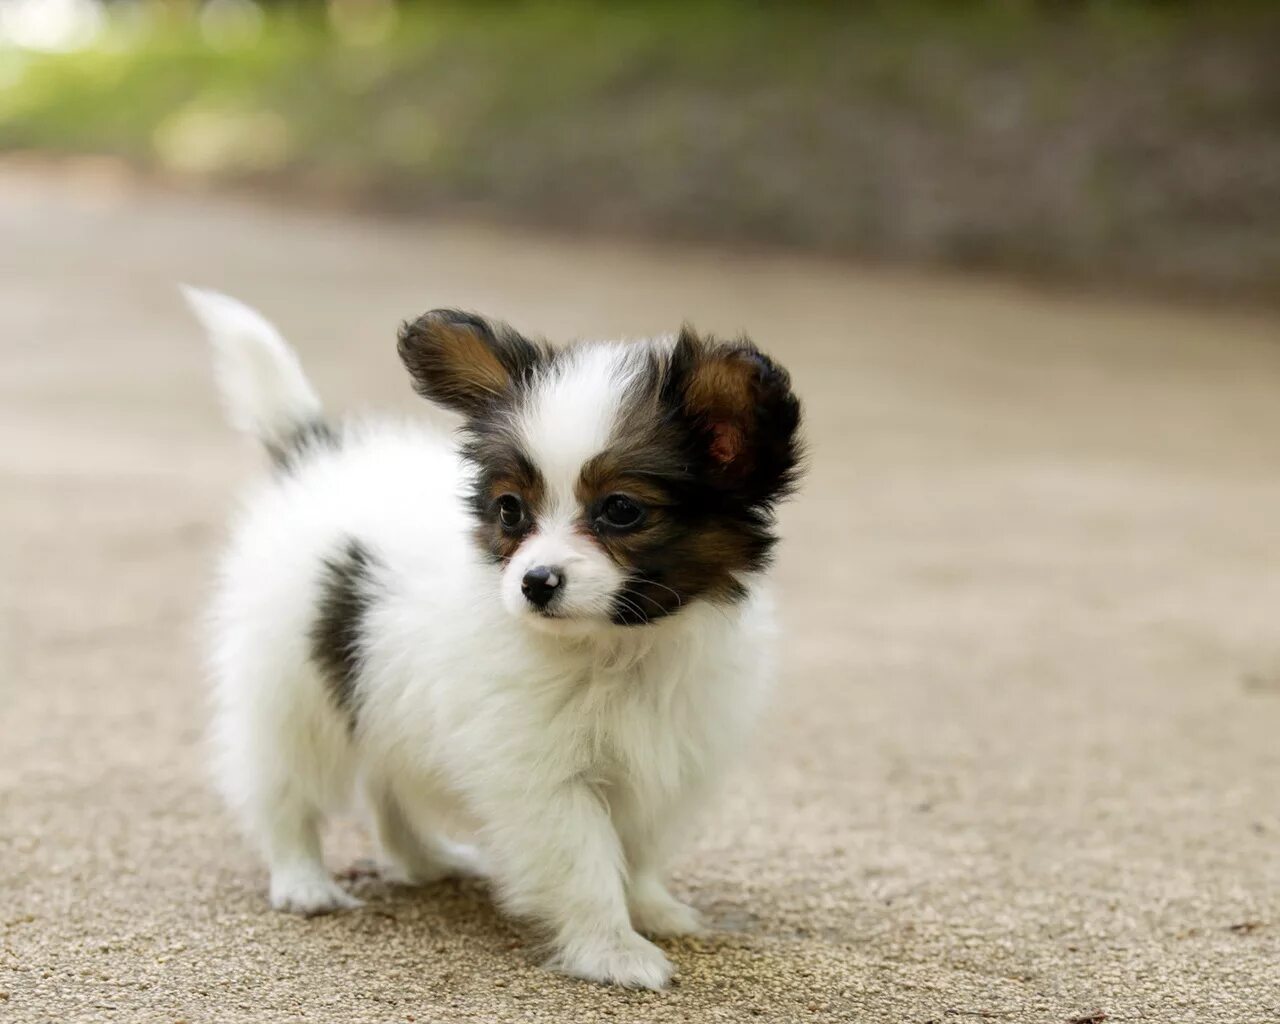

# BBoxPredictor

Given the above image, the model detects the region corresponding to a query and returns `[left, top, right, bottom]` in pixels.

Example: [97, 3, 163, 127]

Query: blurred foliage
[1, 1, 1277, 297]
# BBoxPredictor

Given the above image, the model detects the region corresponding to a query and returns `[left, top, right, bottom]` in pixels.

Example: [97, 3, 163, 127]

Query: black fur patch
[268, 419, 339, 472]
[310, 538, 380, 731]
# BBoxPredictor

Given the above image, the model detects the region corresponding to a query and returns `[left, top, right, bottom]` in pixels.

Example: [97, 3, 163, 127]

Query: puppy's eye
[598, 494, 644, 530]
[496, 493, 526, 530]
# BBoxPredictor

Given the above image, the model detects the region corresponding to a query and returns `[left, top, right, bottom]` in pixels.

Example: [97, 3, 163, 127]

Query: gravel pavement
[2, 167, 1278, 1023]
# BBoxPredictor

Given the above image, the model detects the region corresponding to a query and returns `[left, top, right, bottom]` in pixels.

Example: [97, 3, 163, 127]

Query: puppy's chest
[567, 660, 717, 789]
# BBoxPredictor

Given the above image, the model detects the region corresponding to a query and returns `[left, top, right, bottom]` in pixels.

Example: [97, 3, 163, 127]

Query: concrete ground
[1, 167, 1278, 1024]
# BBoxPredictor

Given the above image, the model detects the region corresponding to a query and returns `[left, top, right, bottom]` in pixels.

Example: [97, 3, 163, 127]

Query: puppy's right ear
[397, 310, 548, 417]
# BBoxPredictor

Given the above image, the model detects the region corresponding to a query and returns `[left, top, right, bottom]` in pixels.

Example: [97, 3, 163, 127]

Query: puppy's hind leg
[258, 784, 362, 915]
[213, 657, 362, 916]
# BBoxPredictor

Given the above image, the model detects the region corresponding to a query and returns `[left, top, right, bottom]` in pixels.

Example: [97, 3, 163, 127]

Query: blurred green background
[2, 0, 1277, 299]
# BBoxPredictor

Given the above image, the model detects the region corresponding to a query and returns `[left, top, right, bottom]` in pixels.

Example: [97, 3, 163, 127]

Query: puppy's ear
[397, 310, 548, 417]
[670, 326, 804, 508]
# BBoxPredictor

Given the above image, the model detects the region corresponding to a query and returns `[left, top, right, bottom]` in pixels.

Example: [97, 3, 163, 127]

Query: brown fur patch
[576, 452, 674, 511]
[684, 355, 756, 422]
[398, 309, 549, 418]
[430, 324, 511, 404]
[470, 446, 547, 563]
[682, 341, 767, 474]
[575, 460, 680, 584]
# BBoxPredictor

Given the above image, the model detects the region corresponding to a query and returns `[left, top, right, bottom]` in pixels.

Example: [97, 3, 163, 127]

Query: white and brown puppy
[186, 288, 804, 989]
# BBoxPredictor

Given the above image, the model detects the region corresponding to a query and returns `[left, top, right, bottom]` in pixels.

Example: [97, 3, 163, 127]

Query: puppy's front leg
[486, 782, 672, 989]
[612, 790, 705, 939]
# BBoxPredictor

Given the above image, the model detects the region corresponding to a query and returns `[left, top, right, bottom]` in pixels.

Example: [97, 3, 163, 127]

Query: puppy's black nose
[521, 565, 563, 609]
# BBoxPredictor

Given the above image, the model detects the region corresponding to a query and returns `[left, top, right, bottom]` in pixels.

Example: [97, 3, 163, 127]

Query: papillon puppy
[185, 288, 804, 988]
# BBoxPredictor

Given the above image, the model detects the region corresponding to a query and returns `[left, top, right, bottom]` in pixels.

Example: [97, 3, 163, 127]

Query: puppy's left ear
[671, 327, 804, 508]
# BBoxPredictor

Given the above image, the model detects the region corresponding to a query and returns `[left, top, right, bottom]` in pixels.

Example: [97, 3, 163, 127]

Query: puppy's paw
[270, 871, 363, 916]
[630, 888, 704, 938]
[551, 930, 673, 989]
[629, 877, 705, 937]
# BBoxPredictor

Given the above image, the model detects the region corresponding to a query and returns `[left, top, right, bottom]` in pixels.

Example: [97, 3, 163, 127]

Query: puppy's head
[398, 310, 803, 635]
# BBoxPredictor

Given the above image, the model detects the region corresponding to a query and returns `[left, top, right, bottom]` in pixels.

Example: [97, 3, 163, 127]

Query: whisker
[616, 604, 647, 625]
[625, 576, 684, 609]
[622, 586, 667, 615]
[613, 593, 650, 625]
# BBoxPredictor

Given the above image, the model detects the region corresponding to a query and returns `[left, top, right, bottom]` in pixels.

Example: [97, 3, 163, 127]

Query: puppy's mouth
[520, 607, 610, 641]
[530, 605, 600, 626]
[514, 596, 575, 623]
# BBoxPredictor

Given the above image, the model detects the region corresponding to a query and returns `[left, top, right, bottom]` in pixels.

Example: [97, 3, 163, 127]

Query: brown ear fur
[397, 310, 548, 417]
[672, 327, 803, 507]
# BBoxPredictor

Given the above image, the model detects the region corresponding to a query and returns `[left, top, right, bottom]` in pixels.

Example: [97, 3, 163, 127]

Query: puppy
[185, 288, 803, 988]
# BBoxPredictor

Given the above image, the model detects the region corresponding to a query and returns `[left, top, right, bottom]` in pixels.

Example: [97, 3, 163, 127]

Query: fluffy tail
[182, 286, 330, 466]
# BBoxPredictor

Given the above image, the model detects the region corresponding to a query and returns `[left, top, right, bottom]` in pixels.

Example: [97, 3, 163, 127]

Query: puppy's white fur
[190, 290, 778, 988]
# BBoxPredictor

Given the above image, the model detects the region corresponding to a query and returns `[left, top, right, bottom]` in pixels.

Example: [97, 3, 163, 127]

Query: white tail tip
[182, 285, 323, 453]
